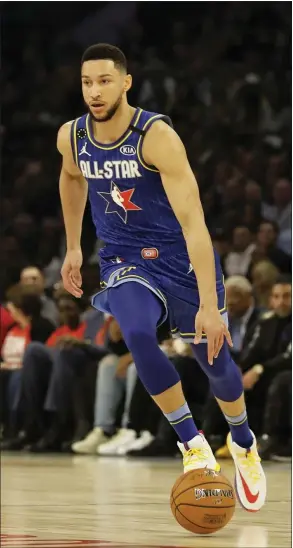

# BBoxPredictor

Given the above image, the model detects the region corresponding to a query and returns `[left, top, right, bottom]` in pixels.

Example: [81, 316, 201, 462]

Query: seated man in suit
[208, 276, 291, 457]
[242, 276, 291, 460]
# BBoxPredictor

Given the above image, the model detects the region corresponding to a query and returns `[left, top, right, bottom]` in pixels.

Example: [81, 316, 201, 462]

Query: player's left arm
[143, 121, 217, 310]
[143, 121, 232, 361]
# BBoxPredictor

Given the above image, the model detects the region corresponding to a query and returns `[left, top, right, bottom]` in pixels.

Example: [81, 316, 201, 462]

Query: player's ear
[124, 74, 132, 93]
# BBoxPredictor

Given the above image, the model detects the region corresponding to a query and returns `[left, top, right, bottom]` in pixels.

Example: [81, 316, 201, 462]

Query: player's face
[82, 60, 132, 122]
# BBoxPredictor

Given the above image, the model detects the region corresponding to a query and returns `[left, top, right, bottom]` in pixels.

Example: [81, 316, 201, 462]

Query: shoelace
[183, 447, 210, 467]
[237, 450, 262, 482]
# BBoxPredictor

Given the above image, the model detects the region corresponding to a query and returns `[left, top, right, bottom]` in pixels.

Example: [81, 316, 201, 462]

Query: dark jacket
[30, 317, 55, 343]
[229, 306, 261, 363]
[239, 311, 292, 372]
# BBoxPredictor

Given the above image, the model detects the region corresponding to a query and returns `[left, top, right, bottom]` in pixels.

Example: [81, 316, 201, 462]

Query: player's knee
[123, 325, 157, 354]
[193, 341, 235, 381]
[208, 352, 242, 386]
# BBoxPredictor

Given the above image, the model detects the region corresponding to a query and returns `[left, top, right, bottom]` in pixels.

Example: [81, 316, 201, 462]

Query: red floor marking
[0, 538, 111, 547]
[1, 536, 182, 548]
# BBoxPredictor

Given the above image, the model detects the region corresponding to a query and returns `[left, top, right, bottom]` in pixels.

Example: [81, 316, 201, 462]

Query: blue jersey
[71, 107, 225, 342]
[71, 107, 185, 258]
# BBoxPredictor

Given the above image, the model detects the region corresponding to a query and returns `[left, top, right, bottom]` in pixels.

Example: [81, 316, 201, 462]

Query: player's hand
[61, 249, 83, 298]
[194, 307, 233, 365]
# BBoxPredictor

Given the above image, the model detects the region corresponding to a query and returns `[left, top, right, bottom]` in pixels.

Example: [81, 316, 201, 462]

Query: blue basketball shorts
[92, 254, 227, 344]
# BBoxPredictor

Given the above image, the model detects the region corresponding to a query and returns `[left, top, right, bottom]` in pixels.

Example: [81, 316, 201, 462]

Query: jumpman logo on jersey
[98, 181, 142, 224]
[188, 263, 193, 274]
[79, 142, 91, 157]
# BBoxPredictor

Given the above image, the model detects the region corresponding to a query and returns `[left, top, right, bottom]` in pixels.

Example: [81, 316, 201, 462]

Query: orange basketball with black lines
[170, 468, 236, 535]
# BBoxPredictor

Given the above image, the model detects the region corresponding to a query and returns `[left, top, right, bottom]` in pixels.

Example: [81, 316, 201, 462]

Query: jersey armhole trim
[137, 114, 163, 172]
[70, 118, 79, 165]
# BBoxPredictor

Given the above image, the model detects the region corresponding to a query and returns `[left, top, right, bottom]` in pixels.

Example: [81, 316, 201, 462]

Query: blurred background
[1, 2, 291, 461]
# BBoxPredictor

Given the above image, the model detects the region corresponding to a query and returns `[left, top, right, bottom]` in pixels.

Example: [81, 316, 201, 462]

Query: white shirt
[225, 244, 256, 277]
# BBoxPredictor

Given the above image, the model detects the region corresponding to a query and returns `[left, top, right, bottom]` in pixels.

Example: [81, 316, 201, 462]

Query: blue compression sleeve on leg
[107, 282, 199, 442]
[192, 341, 243, 402]
[192, 341, 253, 448]
[108, 282, 180, 395]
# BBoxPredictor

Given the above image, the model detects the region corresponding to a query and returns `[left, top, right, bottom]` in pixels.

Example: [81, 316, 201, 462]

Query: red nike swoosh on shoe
[238, 470, 259, 503]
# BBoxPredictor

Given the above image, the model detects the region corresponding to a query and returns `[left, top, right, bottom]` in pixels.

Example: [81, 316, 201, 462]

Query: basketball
[170, 468, 236, 535]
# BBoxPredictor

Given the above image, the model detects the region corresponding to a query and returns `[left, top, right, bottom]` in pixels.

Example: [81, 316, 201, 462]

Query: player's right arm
[57, 122, 88, 298]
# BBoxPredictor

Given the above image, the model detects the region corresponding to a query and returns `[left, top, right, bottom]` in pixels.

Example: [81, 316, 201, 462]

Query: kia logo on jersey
[120, 145, 136, 156]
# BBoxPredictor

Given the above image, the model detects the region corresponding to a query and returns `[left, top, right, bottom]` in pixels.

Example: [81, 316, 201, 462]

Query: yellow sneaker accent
[235, 449, 262, 484]
[226, 431, 266, 511]
[215, 444, 231, 459]
[182, 447, 221, 472]
[183, 447, 208, 466]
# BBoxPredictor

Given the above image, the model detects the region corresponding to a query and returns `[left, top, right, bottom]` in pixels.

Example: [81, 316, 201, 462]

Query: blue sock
[192, 341, 253, 448]
[107, 282, 200, 443]
[224, 409, 252, 449]
[164, 402, 199, 443]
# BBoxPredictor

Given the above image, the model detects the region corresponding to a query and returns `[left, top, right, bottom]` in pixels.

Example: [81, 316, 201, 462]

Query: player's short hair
[81, 43, 127, 73]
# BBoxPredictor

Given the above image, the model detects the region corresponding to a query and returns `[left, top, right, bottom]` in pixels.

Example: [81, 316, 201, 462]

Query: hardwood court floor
[1, 453, 291, 548]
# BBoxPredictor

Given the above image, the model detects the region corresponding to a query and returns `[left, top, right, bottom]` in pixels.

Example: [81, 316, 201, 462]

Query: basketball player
[58, 44, 266, 511]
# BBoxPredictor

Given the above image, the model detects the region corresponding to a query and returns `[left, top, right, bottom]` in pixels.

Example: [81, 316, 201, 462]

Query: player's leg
[192, 340, 252, 447]
[192, 340, 266, 511]
[107, 282, 219, 472]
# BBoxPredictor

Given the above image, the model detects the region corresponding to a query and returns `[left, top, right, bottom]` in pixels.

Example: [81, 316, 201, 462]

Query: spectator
[214, 276, 291, 457]
[0, 305, 15, 352]
[1, 294, 106, 451]
[46, 295, 87, 346]
[0, 286, 55, 440]
[224, 226, 256, 277]
[211, 229, 230, 278]
[11, 214, 38, 263]
[225, 276, 260, 359]
[242, 275, 291, 382]
[0, 237, 27, 300]
[262, 178, 291, 233]
[20, 266, 59, 325]
[253, 221, 291, 273]
[72, 318, 137, 455]
[258, 370, 291, 460]
[251, 260, 280, 308]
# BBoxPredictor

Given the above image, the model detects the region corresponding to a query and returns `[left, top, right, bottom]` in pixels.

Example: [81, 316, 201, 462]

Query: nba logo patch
[141, 248, 159, 260]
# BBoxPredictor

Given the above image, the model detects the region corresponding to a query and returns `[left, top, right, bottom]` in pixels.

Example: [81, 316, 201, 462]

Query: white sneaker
[120, 431, 154, 455]
[71, 427, 107, 454]
[98, 428, 136, 456]
[227, 431, 266, 512]
[178, 433, 221, 474]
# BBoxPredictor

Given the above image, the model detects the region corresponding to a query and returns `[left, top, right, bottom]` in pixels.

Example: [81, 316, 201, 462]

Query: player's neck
[92, 103, 136, 145]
